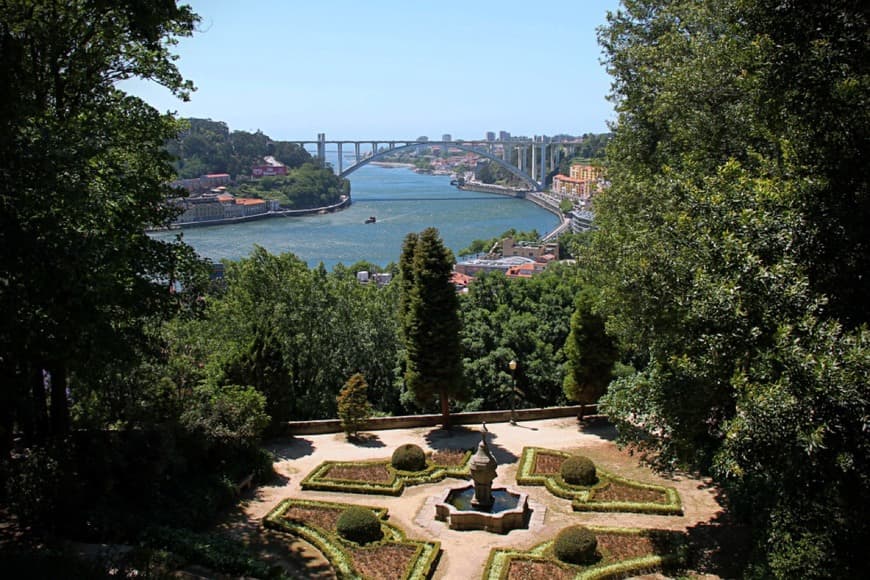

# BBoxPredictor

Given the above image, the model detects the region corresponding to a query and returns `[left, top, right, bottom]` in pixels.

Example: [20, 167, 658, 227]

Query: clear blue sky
[124, 0, 622, 141]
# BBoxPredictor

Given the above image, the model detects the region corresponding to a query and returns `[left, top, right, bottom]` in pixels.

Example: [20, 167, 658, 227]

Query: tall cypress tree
[562, 289, 618, 418]
[398, 232, 419, 328]
[400, 228, 464, 427]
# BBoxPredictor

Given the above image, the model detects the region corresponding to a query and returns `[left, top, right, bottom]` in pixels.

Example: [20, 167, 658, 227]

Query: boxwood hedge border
[481, 526, 685, 580]
[263, 498, 441, 580]
[300, 450, 472, 496]
[516, 447, 683, 515]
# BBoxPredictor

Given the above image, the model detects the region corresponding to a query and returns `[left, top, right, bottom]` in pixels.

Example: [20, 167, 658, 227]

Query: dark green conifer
[562, 289, 618, 418]
[399, 228, 465, 427]
[337, 373, 372, 439]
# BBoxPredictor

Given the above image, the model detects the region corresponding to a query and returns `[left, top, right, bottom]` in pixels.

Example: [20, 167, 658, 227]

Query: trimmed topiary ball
[391, 443, 427, 472]
[553, 525, 598, 565]
[560, 454, 597, 486]
[336, 507, 383, 544]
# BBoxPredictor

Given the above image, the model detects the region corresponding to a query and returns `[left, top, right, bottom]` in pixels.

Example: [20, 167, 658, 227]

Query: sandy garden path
[222, 417, 736, 579]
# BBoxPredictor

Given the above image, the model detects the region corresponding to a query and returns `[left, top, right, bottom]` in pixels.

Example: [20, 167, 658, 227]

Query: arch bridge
[290, 134, 587, 192]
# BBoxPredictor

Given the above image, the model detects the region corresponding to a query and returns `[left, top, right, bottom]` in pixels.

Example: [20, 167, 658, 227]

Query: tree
[400, 228, 465, 427]
[182, 384, 270, 445]
[0, 0, 202, 450]
[194, 248, 403, 423]
[476, 162, 496, 184]
[337, 373, 372, 439]
[166, 118, 315, 178]
[592, 1, 869, 576]
[460, 265, 579, 412]
[562, 289, 618, 418]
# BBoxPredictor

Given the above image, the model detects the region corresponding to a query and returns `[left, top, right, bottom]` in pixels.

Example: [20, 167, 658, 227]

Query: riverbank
[369, 161, 416, 169]
[457, 181, 527, 198]
[161, 196, 351, 230]
[456, 182, 568, 239]
[524, 191, 572, 240]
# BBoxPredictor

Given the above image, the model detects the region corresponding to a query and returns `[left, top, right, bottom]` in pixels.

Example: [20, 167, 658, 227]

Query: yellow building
[552, 163, 605, 201]
[569, 163, 603, 182]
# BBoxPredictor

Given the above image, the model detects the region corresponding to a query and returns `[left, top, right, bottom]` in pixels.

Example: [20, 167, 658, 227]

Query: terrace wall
[282, 404, 598, 435]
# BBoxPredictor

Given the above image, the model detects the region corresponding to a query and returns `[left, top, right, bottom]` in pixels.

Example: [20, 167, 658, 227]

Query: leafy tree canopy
[230, 163, 349, 208]
[187, 248, 402, 425]
[460, 263, 582, 412]
[0, 0, 205, 447]
[165, 118, 313, 178]
[591, 1, 869, 576]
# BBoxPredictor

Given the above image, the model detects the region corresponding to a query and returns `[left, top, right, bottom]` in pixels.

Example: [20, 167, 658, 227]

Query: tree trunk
[0, 364, 15, 459]
[30, 365, 49, 443]
[49, 364, 70, 436]
[439, 388, 451, 429]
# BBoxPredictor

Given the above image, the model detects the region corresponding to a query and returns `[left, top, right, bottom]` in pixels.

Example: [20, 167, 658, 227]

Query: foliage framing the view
[591, 1, 869, 577]
[0, 0, 204, 448]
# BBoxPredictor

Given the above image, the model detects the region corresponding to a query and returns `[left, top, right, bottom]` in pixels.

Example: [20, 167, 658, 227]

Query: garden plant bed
[481, 526, 686, 580]
[301, 449, 472, 495]
[263, 498, 440, 580]
[516, 447, 683, 515]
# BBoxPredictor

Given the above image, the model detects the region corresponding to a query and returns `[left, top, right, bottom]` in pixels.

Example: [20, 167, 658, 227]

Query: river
[150, 163, 560, 268]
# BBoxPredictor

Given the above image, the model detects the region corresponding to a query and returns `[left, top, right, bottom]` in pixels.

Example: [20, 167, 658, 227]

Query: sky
[124, 0, 622, 141]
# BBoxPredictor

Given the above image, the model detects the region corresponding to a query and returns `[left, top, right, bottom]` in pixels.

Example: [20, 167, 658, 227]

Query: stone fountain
[434, 423, 530, 533]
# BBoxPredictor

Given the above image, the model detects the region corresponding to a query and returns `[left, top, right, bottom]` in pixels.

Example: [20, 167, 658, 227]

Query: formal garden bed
[516, 447, 683, 515]
[481, 526, 686, 580]
[301, 448, 472, 495]
[264, 498, 440, 580]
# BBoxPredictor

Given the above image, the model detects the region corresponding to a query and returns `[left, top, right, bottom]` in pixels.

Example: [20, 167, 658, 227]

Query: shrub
[5, 444, 80, 532]
[141, 526, 279, 577]
[391, 443, 427, 472]
[182, 384, 270, 444]
[554, 525, 598, 565]
[337, 373, 372, 438]
[561, 454, 597, 485]
[336, 507, 383, 544]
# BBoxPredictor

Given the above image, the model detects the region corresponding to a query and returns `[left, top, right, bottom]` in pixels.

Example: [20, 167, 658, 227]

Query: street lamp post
[508, 359, 518, 425]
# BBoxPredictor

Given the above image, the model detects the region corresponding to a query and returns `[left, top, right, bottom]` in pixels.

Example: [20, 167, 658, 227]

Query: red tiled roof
[554, 174, 589, 184]
[506, 263, 536, 278]
[451, 272, 473, 286]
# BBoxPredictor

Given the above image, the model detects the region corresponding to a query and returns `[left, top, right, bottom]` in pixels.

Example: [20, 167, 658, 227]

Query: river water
[151, 164, 559, 268]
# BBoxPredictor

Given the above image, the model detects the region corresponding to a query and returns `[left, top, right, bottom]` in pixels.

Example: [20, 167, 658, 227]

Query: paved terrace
[224, 417, 730, 579]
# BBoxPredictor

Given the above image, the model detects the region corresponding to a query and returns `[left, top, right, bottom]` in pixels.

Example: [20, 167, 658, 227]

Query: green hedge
[481, 526, 685, 580]
[263, 498, 440, 580]
[301, 450, 472, 496]
[515, 447, 683, 515]
[336, 507, 383, 544]
[391, 444, 427, 471]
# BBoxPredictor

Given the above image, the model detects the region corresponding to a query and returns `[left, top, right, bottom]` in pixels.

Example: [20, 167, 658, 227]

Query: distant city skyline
[122, 0, 621, 141]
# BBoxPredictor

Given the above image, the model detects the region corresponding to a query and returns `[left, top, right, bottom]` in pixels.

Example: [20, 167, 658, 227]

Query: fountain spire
[469, 422, 497, 508]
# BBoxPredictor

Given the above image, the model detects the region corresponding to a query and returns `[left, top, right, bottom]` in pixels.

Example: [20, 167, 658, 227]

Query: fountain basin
[434, 484, 530, 533]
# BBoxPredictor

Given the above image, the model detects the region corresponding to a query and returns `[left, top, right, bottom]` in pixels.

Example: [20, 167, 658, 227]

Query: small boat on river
[365, 216, 377, 224]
